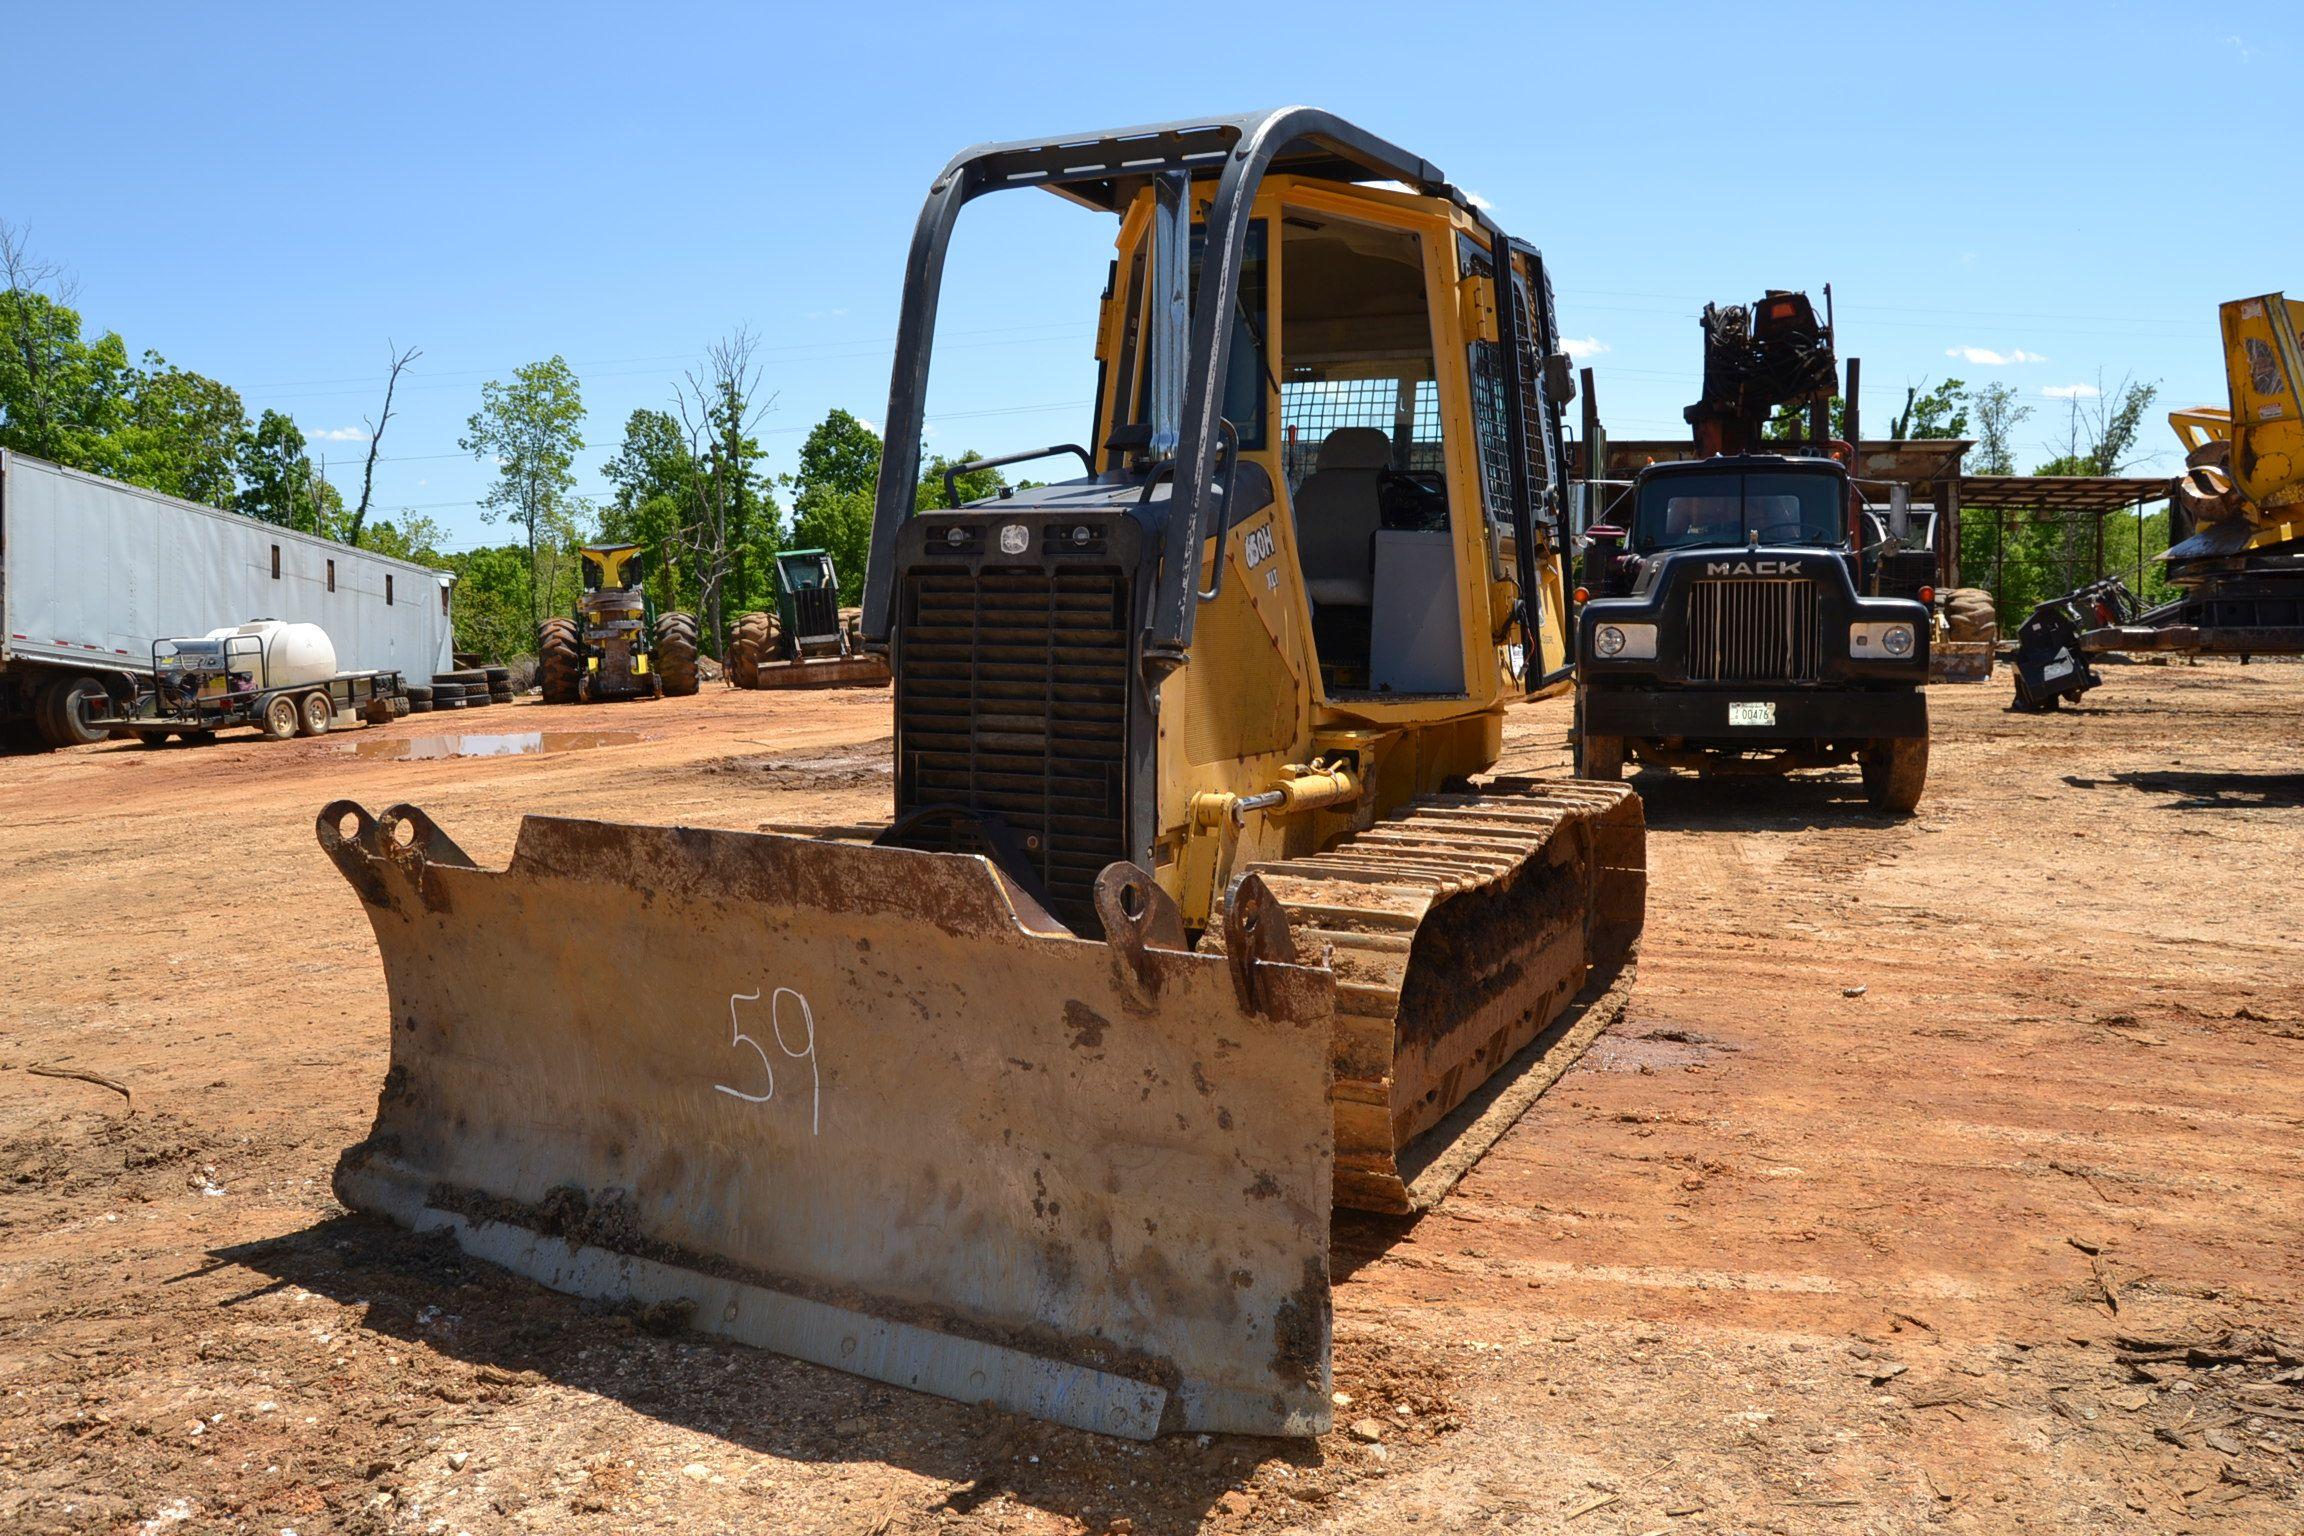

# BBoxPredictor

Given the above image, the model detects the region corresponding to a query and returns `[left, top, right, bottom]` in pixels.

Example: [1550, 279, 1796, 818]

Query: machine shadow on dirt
[2061, 768, 2304, 811]
[206, 1216, 1317, 1535]
[1613, 766, 1903, 833]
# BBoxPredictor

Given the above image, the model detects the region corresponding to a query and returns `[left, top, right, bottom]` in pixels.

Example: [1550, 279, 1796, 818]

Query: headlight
[1588, 622, 1657, 660]
[1850, 620, 1919, 659]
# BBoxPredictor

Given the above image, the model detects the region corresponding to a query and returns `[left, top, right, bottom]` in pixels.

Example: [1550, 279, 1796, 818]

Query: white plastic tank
[206, 620, 337, 689]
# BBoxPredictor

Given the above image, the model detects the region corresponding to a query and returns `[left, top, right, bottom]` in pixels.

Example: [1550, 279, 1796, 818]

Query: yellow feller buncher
[538, 542, 701, 703]
[320, 111, 1644, 1439]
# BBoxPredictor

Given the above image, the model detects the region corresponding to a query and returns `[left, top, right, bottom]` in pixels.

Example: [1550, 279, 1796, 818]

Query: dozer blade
[1220, 780, 1646, 1215]
[317, 803, 1337, 1439]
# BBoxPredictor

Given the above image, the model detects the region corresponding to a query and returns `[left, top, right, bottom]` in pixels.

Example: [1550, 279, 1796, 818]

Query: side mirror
[1544, 351, 1576, 405]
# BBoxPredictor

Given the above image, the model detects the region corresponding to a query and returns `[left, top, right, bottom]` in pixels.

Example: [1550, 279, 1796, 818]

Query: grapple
[319, 803, 1336, 1438]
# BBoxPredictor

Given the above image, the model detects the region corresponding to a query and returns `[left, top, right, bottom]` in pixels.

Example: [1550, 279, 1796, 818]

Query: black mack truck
[1571, 449, 1932, 811]
[1569, 289, 1933, 812]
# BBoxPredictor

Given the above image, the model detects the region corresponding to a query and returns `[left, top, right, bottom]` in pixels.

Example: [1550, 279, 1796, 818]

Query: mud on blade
[319, 803, 1337, 1438]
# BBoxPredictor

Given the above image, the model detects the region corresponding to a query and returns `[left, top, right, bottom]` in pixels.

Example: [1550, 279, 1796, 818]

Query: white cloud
[1561, 336, 1609, 361]
[304, 425, 370, 442]
[1946, 345, 2046, 366]
[1465, 190, 1495, 211]
[2043, 383, 2101, 400]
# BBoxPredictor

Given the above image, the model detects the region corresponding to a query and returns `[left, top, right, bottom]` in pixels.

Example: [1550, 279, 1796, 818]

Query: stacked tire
[406, 684, 434, 714]
[434, 668, 495, 710]
[655, 611, 700, 697]
[726, 610, 779, 690]
[1941, 589, 1998, 644]
[484, 665, 516, 705]
[539, 617, 582, 705]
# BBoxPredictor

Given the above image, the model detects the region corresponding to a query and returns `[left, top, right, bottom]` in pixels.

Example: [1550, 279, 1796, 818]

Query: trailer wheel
[1860, 735, 1928, 813]
[539, 618, 582, 704]
[262, 694, 301, 740]
[35, 675, 112, 748]
[656, 612, 701, 697]
[297, 691, 335, 737]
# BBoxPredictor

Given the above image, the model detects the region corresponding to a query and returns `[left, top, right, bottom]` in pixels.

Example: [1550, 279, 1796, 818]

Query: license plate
[1728, 701, 1775, 727]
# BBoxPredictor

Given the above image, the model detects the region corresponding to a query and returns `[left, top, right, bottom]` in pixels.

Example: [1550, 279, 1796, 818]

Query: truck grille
[894, 566, 1131, 933]
[1685, 578, 1822, 683]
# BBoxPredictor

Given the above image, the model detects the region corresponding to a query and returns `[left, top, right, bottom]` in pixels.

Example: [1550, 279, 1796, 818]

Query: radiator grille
[790, 585, 842, 644]
[1685, 578, 1823, 683]
[895, 566, 1131, 932]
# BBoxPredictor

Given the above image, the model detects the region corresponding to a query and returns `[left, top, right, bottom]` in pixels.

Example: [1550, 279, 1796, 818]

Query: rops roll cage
[861, 107, 1563, 692]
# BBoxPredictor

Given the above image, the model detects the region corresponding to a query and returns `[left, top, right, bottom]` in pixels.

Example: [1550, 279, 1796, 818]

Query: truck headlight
[1589, 622, 1656, 660]
[1849, 620, 1918, 658]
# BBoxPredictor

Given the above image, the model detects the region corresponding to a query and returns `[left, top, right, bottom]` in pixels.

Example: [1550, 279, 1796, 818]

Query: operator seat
[1291, 426, 1392, 607]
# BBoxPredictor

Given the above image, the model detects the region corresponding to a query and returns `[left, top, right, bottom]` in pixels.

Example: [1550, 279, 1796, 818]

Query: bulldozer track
[1215, 779, 1645, 1214]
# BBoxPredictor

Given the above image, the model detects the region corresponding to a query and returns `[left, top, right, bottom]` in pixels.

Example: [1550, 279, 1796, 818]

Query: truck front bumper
[1582, 685, 1927, 741]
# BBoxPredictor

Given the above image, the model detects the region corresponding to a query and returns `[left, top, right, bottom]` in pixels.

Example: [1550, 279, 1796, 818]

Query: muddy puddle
[336, 731, 644, 761]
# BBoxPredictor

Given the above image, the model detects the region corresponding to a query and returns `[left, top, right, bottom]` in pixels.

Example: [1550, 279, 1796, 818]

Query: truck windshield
[1632, 471, 1844, 551]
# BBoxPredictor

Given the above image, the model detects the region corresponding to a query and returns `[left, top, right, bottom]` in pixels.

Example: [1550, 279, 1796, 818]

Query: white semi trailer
[0, 450, 456, 749]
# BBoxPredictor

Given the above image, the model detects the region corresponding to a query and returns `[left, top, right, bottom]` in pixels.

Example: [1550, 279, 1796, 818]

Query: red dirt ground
[3, 660, 2298, 1533]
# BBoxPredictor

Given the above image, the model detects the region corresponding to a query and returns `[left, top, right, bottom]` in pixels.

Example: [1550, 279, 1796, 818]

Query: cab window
[1633, 471, 1843, 551]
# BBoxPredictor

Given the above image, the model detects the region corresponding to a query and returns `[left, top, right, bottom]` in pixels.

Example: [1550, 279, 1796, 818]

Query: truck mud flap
[317, 803, 1337, 1438]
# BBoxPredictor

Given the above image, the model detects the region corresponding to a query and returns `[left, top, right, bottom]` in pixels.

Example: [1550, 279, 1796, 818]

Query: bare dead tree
[0, 220, 84, 460]
[670, 328, 776, 655]
[348, 341, 421, 547]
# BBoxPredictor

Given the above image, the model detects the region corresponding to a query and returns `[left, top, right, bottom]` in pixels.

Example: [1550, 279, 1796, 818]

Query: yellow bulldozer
[319, 110, 1644, 1439]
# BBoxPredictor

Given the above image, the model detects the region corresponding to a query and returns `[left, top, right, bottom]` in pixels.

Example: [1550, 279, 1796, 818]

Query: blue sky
[9, 2, 2296, 551]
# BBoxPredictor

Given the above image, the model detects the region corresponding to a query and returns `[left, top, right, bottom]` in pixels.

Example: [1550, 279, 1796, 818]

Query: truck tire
[1571, 697, 1625, 781]
[727, 610, 776, 689]
[261, 694, 300, 740]
[1943, 588, 1998, 644]
[656, 612, 700, 697]
[483, 666, 513, 686]
[298, 691, 334, 737]
[1576, 732, 1626, 780]
[1861, 735, 1928, 814]
[35, 675, 112, 748]
[539, 618, 582, 705]
[437, 668, 490, 685]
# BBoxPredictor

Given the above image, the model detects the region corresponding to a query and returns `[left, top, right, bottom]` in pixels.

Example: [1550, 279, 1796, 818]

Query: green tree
[601, 407, 701, 614]
[461, 357, 586, 632]
[363, 513, 447, 564]
[671, 332, 780, 650]
[114, 352, 247, 506]
[917, 449, 1006, 511]
[785, 409, 885, 603]
[235, 409, 328, 529]
[1890, 377, 1968, 440]
[1965, 382, 2033, 475]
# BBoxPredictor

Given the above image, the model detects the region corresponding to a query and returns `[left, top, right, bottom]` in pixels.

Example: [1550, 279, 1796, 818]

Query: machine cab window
[1274, 208, 1461, 697]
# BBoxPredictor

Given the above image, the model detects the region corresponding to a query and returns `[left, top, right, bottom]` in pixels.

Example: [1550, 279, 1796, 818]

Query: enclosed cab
[1574, 451, 1932, 810]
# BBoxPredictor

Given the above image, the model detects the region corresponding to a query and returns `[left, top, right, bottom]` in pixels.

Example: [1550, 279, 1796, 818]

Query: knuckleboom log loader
[1573, 291, 1934, 810]
[320, 111, 1644, 1440]
[538, 542, 700, 702]
[2011, 291, 2304, 709]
